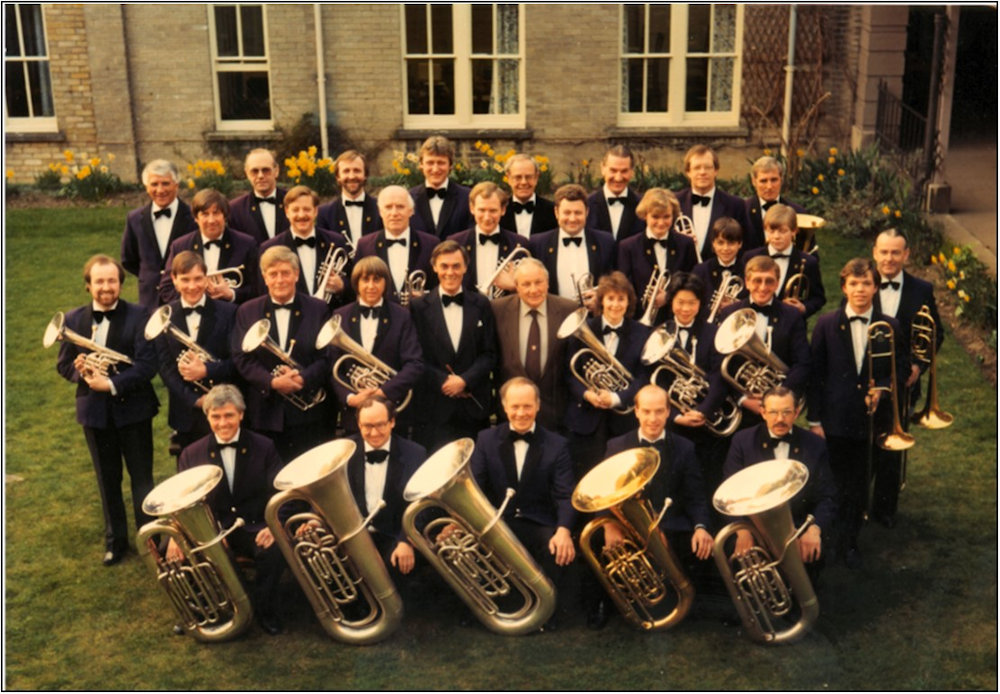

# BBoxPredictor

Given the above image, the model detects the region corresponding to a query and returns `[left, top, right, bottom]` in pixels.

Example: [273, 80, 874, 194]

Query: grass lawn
[4, 206, 996, 690]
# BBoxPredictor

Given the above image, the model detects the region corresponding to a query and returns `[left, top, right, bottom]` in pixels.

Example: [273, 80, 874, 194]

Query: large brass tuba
[136, 465, 254, 642]
[910, 305, 953, 429]
[144, 305, 218, 393]
[240, 318, 327, 411]
[43, 311, 134, 378]
[712, 458, 819, 644]
[557, 307, 634, 414]
[315, 315, 412, 411]
[714, 308, 789, 398]
[401, 439, 557, 636]
[264, 440, 403, 645]
[572, 447, 695, 630]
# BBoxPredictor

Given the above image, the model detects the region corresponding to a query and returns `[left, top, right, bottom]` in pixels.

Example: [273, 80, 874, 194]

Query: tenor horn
[715, 308, 788, 398]
[240, 319, 326, 411]
[401, 439, 557, 636]
[713, 458, 819, 644]
[43, 310, 134, 378]
[572, 447, 694, 630]
[673, 214, 695, 238]
[911, 305, 953, 429]
[144, 305, 218, 393]
[264, 440, 403, 645]
[557, 307, 634, 414]
[136, 465, 254, 642]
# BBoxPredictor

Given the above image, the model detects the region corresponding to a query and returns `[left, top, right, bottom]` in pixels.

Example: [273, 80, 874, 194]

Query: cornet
[207, 265, 245, 289]
[572, 272, 595, 309]
[714, 308, 789, 398]
[706, 270, 744, 324]
[477, 246, 530, 299]
[783, 257, 809, 302]
[910, 305, 952, 429]
[144, 305, 218, 393]
[240, 319, 327, 411]
[43, 311, 134, 378]
[638, 267, 670, 327]
[557, 307, 633, 414]
[399, 269, 426, 307]
[314, 246, 350, 303]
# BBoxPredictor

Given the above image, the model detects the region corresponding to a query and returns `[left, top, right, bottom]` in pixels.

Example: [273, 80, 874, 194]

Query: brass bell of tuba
[558, 307, 634, 414]
[714, 308, 789, 398]
[712, 458, 819, 644]
[401, 438, 557, 636]
[136, 465, 254, 642]
[572, 447, 695, 630]
[264, 440, 403, 645]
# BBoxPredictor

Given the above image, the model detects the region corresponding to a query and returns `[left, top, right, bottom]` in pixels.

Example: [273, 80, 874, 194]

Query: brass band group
[47, 135, 950, 643]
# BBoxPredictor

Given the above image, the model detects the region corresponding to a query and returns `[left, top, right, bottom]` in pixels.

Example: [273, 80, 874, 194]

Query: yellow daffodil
[953, 246, 961, 256]
[882, 205, 891, 215]
[946, 279, 956, 289]
[938, 252, 947, 263]
[829, 147, 838, 156]
[763, 148, 772, 156]
[930, 255, 938, 264]
[796, 148, 805, 157]
[838, 169, 845, 176]
[76, 166, 91, 180]
[63, 150, 74, 162]
[89, 157, 101, 168]
[817, 174, 825, 181]
[828, 157, 836, 164]
[188, 179, 196, 189]
[811, 187, 819, 195]
[947, 260, 957, 272]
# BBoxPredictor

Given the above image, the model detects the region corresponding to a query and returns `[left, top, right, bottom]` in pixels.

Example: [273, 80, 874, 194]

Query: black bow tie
[181, 305, 204, 317]
[203, 239, 222, 250]
[750, 302, 773, 315]
[153, 207, 172, 219]
[691, 194, 711, 207]
[607, 196, 626, 206]
[510, 430, 534, 444]
[512, 200, 535, 214]
[602, 324, 622, 336]
[359, 305, 382, 319]
[769, 434, 791, 445]
[762, 200, 778, 211]
[217, 441, 237, 451]
[562, 236, 582, 247]
[849, 315, 869, 323]
[271, 301, 295, 313]
[92, 308, 116, 324]
[770, 252, 790, 260]
[479, 233, 500, 245]
[881, 280, 900, 290]
[427, 187, 447, 200]
[441, 293, 464, 307]
[365, 449, 389, 464]
[649, 237, 669, 249]
[255, 196, 276, 205]
[639, 436, 664, 446]
[343, 199, 364, 207]
[384, 237, 406, 247]
[294, 236, 317, 248]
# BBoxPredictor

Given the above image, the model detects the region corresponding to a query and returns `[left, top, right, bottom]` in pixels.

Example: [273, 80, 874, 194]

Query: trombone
[207, 265, 245, 289]
[477, 246, 530, 300]
[240, 319, 327, 411]
[910, 305, 953, 429]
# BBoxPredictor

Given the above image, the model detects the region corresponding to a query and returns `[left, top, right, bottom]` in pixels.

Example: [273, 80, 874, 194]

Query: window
[210, 4, 271, 130]
[620, 4, 742, 127]
[4, 3, 56, 133]
[403, 4, 524, 129]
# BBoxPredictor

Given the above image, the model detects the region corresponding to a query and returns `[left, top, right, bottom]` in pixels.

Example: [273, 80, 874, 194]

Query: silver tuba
[401, 439, 557, 635]
[714, 308, 788, 398]
[314, 246, 351, 303]
[43, 310, 133, 378]
[240, 319, 327, 411]
[477, 246, 530, 300]
[713, 458, 819, 644]
[264, 440, 403, 645]
[399, 269, 427, 307]
[144, 305, 218, 393]
[316, 315, 412, 411]
[706, 270, 744, 324]
[638, 267, 671, 327]
[557, 307, 633, 414]
[136, 465, 254, 642]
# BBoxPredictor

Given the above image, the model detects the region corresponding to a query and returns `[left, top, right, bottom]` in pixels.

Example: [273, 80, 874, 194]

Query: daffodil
[89, 157, 101, 168]
[828, 157, 836, 164]
[63, 150, 74, 162]
[939, 252, 947, 264]
[948, 260, 957, 273]
[817, 174, 825, 182]
[796, 148, 805, 157]
[763, 148, 772, 156]
[882, 205, 891, 215]
[811, 187, 819, 195]
[953, 246, 961, 256]
[838, 169, 845, 176]
[829, 147, 838, 156]
[894, 210, 901, 218]
[946, 279, 956, 290]
[931, 255, 938, 264]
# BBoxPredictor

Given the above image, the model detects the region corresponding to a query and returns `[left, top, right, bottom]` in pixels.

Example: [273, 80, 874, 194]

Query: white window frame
[4, 3, 58, 133]
[618, 4, 743, 128]
[208, 3, 273, 131]
[402, 3, 526, 130]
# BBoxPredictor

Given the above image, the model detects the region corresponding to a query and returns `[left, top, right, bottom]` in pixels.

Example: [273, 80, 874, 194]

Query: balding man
[228, 148, 289, 244]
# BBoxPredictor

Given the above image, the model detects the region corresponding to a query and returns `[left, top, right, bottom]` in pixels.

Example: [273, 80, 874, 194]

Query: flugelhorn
[314, 246, 350, 303]
[712, 458, 819, 644]
[572, 447, 694, 630]
[399, 269, 426, 307]
[144, 305, 218, 393]
[558, 307, 633, 414]
[240, 319, 326, 411]
[706, 270, 744, 324]
[638, 267, 670, 327]
[910, 305, 953, 429]
[401, 439, 557, 636]
[43, 310, 134, 378]
[641, 326, 742, 436]
[264, 440, 403, 644]
[207, 264, 245, 289]
[136, 465, 254, 642]
[316, 315, 412, 411]
[477, 246, 530, 299]
[714, 308, 788, 398]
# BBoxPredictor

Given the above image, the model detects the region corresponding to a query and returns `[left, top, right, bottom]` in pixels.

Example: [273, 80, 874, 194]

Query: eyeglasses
[359, 420, 391, 432]
[763, 409, 795, 418]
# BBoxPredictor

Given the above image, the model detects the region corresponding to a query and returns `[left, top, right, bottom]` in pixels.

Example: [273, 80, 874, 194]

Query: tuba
[399, 269, 427, 307]
[401, 439, 557, 635]
[136, 465, 254, 642]
[43, 310, 134, 378]
[910, 305, 953, 429]
[264, 440, 403, 645]
[144, 305, 218, 393]
[715, 308, 788, 398]
[240, 319, 327, 411]
[477, 246, 530, 300]
[713, 458, 819, 644]
[314, 246, 351, 303]
[206, 264, 245, 289]
[641, 326, 742, 436]
[557, 307, 633, 414]
[316, 315, 412, 411]
[638, 267, 670, 327]
[706, 270, 744, 324]
[573, 447, 694, 630]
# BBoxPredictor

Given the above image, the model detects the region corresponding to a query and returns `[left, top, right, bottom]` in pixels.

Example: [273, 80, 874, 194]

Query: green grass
[5, 207, 997, 690]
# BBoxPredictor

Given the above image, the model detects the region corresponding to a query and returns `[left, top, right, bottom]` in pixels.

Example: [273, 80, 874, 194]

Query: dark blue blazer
[153, 298, 239, 433]
[586, 188, 644, 241]
[121, 201, 198, 309]
[604, 430, 712, 532]
[260, 227, 354, 308]
[354, 229, 440, 304]
[409, 182, 471, 239]
[447, 227, 527, 294]
[345, 433, 426, 543]
[317, 194, 381, 249]
[675, 187, 752, 261]
[691, 257, 745, 316]
[471, 423, 576, 530]
[500, 196, 558, 238]
[656, 318, 728, 424]
[227, 188, 289, 245]
[723, 423, 837, 533]
[159, 227, 261, 305]
[55, 301, 160, 428]
[743, 196, 806, 252]
[527, 227, 616, 297]
[742, 246, 827, 319]
[408, 287, 497, 426]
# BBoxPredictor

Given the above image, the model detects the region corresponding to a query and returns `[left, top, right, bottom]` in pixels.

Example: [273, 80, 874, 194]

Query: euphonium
[43, 310, 134, 378]
[641, 326, 742, 436]
[313, 246, 350, 303]
[783, 257, 810, 302]
[399, 269, 427, 307]
[557, 307, 633, 414]
[401, 439, 557, 636]
[713, 458, 819, 644]
[866, 321, 916, 451]
[638, 267, 670, 327]
[572, 447, 694, 630]
[240, 318, 326, 411]
[136, 465, 254, 642]
[715, 308, 789, 398]
[910, 305, 953, 429]
[477, 246, 530, 299]
[316, 315, 412, 411]
[264, 440, 403, 645]
[206, 264, 245, 289]
[706, 270, 744, 324]
[144, 305, 218, 393]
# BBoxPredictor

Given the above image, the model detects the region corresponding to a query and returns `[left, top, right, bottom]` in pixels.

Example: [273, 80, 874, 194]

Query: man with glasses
[229, 148, 289, 244]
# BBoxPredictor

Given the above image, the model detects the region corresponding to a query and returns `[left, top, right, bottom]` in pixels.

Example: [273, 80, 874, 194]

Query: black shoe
[845, 547, 863, 570]
[103, 549, 124, 566]
[257, 614, 283, 636]
[587, 600, 610, 630]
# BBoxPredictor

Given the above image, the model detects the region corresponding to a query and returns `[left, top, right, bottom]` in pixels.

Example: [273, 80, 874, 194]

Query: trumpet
[573, 447, 694, 630]
[314, 246, 350, 303]
[911, 305, 953, 429]
[240, 319, 326, 411]
[316, 315, 412, 411]
[673, 214, 695, 238]
[557, 307, 634, 414]
[144, 305, 218, 393]
[477, 246, 530, 299]
[714, 308, 788, 398]
[207, 265, 245, 289]
[706, 270, 744, 324]
[713, 458, 819, 644]
[638, 267, 670, 327]
[399, 269, 426, 307]
[402, 438, 557, 635]
[641, 326, 742, 436]
[783, 257, 809, 302]
[136, 465, 254, 642]
[572, 271, 595, 309]
[43, 311, 134, 378]
[264, 440, 403, 644]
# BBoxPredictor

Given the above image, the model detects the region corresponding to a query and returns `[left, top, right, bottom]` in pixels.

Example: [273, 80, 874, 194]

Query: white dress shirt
[427, 181, 447, 227]
[603, 184, 626, 239]
[292, 230, 319, 295]
[151, 198, 179, 258]
[216, 429, 241, 492]
[845, 305, 874, 374]
[556, 229, 589, 301]
[363, 440, 391, 516]
[512, 194, 536, 238]
[475, 227, 502, 293]
[441, 291, 463, 352]
[878, 272, 904, 318]
[691, 187, 715, 259]
[385, 229, 410, 293]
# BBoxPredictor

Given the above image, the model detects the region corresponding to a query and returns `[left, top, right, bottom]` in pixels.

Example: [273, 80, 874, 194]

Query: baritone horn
[715, 308, 788, 398]
[401, 439, 557, 636]
[316, 315, 412, 411]
[264, 440, 403, 644]
[706, 270, 744, 324]
[478, 246, 530, 299]
[240, 319, 326, 411]
[573, 447, 694, 630]
[43, 310, 134, 378]
[144, 305, 218, 393]
[207, 264, 245, 289]
[911, 305, 953, 429]
[136, 465, 253, 642]
[558, 307, 633, 414]
[713, 458, 819, 644]
[314, 246, 350, 303]
[638, 267, 670, 327]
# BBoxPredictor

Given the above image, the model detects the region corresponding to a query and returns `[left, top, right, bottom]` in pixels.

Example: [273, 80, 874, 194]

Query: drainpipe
[781, 5, 798, 157]
[314, 4, 329, 158]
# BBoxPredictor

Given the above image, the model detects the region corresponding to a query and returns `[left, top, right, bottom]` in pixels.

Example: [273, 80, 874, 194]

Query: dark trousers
[507, 517, 571, 610]
[83, 420, 155, 552]
[227, 527, 285, 620]
[825, 435, 870, 549]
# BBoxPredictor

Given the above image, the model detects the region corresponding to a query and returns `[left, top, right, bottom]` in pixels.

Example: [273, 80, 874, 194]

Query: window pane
[648, 4, 671, 52]
[5, 62, 29, 116]
[472, 59, 492, 114]
[240, 5, 265, 57]
[496, 4, 518, 54]
[430, 4, 452, 54]
[19, 4, 46, 56]
[497, 58, 518, 113]
[433, 59, 454, 114]
[218, 71, 270, 119]
[5, 5, 21, 57]
[685, 57, 707, 111]
[28, 61, 53, 116]
[687, 5, 710, 52]
[407, 60, 430, 114]
[646, 58, 669, 111]
[624, 58, 644, 112]
[709, 57, 733, 111]
[624, 5, 644, 54]
[471, 4, 492, 54]
[712, 5, 736, 52]
[214, 6, 238, 57]
[405, 5, 427, 53]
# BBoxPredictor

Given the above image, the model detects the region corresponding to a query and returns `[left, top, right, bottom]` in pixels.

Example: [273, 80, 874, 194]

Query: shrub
[53, 150, 129, 201]
[932, 246, 997, 331]
[284, 146, 338, 196]
[185, 159, 237, 197]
